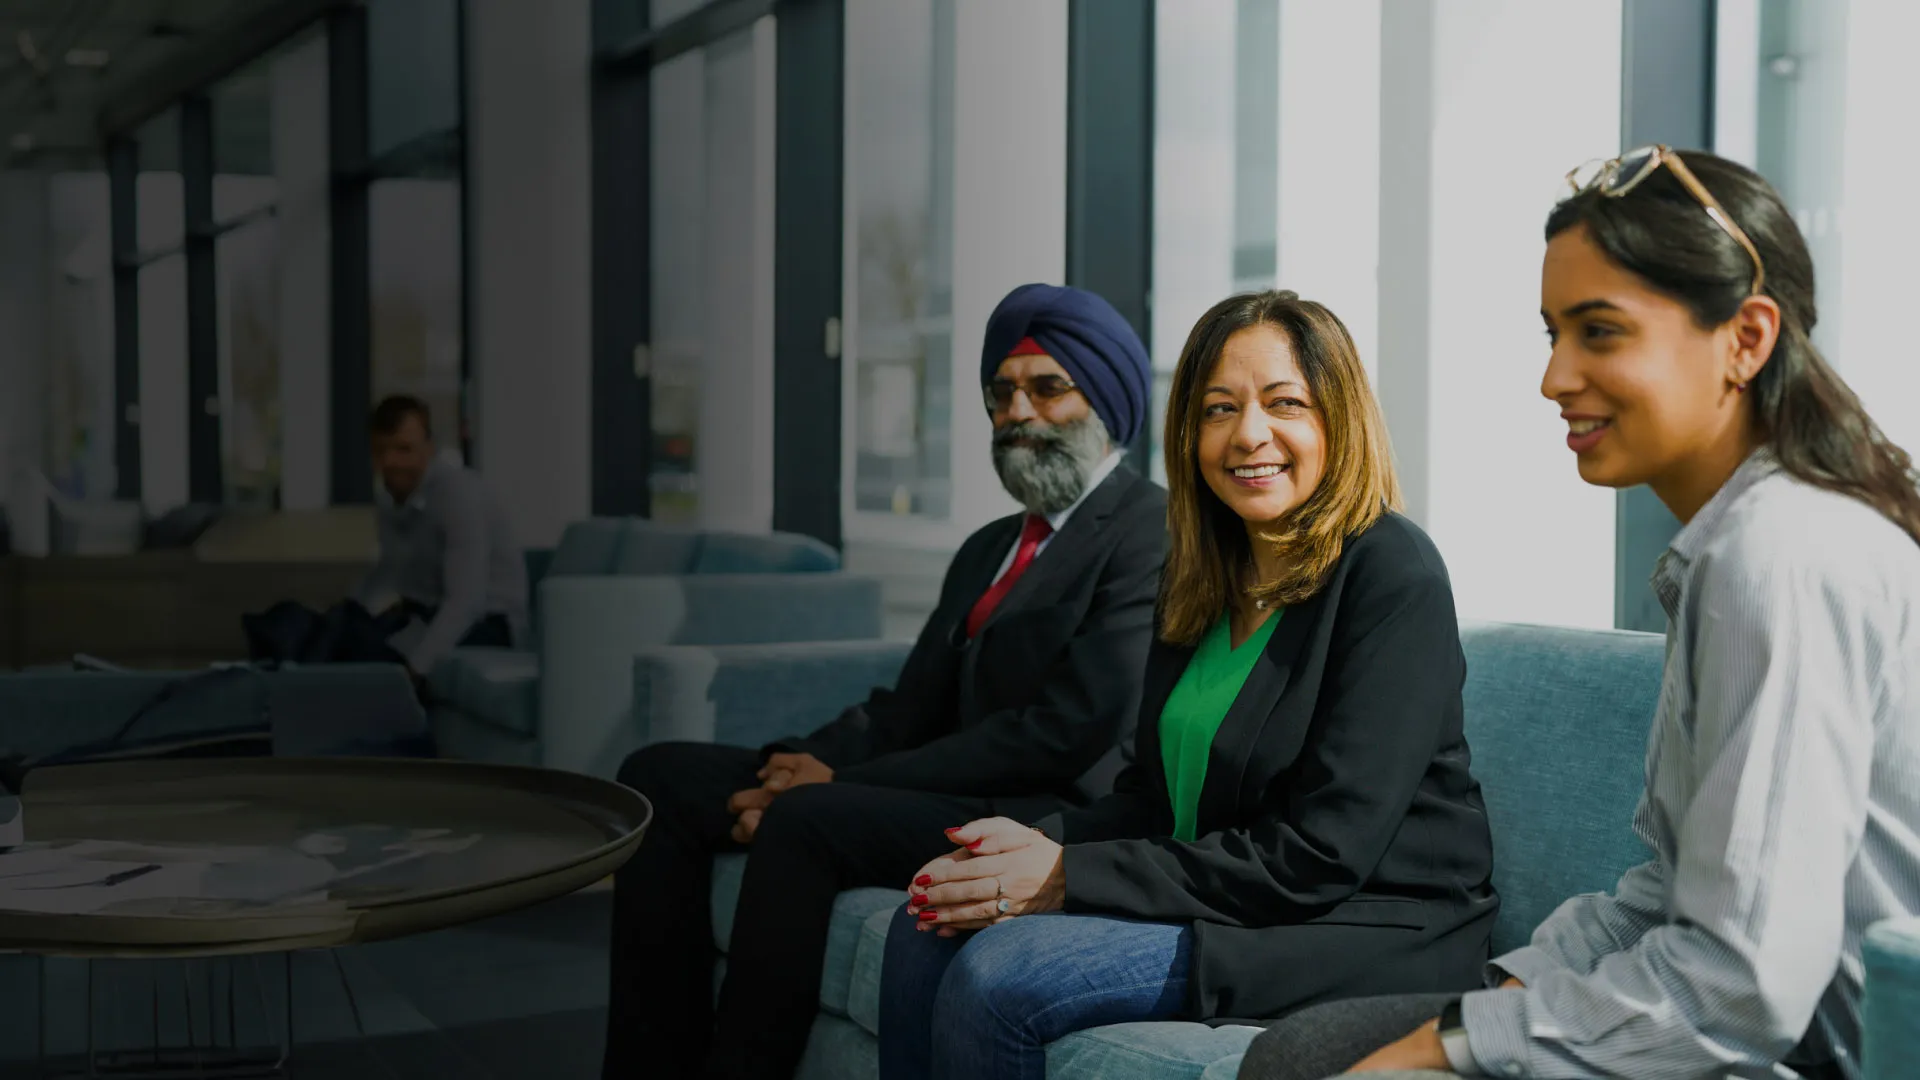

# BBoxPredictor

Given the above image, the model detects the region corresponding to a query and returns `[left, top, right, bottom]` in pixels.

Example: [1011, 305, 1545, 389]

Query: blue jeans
[876, 904, 1193, 1080]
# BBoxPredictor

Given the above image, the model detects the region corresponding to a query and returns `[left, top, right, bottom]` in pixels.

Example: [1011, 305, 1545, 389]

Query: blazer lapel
[1134, 635, 1190, 823]
[1194, 585, 1328, 833]
[945, 515, 1024, 647]
[979, 466, 1136, 635]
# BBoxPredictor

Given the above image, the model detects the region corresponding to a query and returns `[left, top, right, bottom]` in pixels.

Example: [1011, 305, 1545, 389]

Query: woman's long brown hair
[1159, 291, 1403, 646]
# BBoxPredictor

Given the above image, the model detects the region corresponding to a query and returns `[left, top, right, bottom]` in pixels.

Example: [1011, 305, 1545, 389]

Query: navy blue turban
[980, 283, 1152, 448]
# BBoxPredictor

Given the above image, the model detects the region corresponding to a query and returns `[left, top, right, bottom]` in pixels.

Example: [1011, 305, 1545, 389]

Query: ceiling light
[65, 48, 110, 68]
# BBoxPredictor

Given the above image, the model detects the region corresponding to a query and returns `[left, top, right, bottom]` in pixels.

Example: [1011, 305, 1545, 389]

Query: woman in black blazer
[874, 290, 1499, 1079]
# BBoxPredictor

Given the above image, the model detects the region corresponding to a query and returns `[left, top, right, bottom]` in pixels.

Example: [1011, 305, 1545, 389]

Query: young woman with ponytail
[1238, 149, 1920, 1080]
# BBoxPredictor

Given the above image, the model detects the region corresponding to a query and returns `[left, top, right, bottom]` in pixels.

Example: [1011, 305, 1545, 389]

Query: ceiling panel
[0, 0, 272, 167]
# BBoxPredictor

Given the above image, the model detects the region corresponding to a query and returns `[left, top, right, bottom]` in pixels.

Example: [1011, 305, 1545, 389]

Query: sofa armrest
[628, 639, 915, 761]
[537, 574, 887, 776]
[1865, 916, 1920, 1079]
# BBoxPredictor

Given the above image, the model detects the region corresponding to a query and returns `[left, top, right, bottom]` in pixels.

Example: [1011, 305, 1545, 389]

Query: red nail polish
[918, 911, 940, 922]
[910, 894, 928, 907]
[915, 875, 933, 887]
[966, 839, 985, 850]
[945, 827, 962, 834]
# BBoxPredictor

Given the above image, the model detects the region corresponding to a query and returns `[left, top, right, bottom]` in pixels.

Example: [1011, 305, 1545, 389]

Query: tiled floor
[1, 886, 614, 1079]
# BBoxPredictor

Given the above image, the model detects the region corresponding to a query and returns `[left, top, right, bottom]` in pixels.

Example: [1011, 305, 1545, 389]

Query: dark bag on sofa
[244, 600, 409, 666]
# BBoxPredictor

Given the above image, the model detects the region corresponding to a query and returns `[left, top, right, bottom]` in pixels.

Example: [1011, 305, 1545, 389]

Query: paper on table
[0, 840, 342, 917]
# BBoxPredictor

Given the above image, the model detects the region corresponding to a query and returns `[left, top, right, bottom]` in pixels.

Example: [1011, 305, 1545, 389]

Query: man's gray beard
[991, 414, 1111, 516]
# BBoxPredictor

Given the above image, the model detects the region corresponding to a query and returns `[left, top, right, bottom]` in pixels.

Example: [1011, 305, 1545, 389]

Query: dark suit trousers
[605, 741, 1005, 1080]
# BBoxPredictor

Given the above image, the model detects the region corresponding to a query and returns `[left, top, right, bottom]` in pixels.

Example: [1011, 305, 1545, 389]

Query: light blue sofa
[629, 620, 1918, 1080]
[430, 519, 883, 778]
[0, 664, 425, 760]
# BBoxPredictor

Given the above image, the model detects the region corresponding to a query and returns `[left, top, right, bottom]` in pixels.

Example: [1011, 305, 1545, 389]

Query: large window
[98, 3, 467, 511]
[211, 57, 284, 508]
[368, 0, 469, 455]
[47, 173, 115, 501]
[846, 0, 956, 519]
[134, 109, 190, 513]
[1148, 0, 1280, 483]
[1724, 0, 1920, 456]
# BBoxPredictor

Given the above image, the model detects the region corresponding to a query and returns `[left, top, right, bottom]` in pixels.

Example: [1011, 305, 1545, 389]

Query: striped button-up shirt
[1459, 447, 1920, 1079]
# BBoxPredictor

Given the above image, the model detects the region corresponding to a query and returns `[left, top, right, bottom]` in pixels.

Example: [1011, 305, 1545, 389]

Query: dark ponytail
[1546, 150, 1920, 546]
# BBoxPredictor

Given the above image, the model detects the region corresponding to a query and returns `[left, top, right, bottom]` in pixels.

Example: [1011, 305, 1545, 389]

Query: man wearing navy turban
[978, 283, 1153, 518]
[604, 284, 1167, 1080]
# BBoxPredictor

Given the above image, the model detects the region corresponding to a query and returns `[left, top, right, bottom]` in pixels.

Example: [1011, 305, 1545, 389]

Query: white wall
[1376, 0, 1621, 630]
[274, 31, 333, 511]
[465, 0, 594, 547]
[1835, 1, 1920, 458]
[1151, 0, 1236, 380]
[1277, 0, 1382, 381]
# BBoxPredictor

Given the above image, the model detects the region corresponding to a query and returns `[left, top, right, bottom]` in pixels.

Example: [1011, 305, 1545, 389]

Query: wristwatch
[1438, 998, 1480, 1075]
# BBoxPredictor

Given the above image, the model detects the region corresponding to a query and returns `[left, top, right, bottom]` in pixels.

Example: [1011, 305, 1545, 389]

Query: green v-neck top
[1160, 607, 1282, 842]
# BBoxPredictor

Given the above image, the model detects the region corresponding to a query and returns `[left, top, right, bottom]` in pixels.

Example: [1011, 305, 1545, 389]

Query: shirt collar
[1044, 450, 1125, 533]
[1666, 445, 1780, 563]
[378, 453, 452, 513]
[1651, 445, 1780, 618]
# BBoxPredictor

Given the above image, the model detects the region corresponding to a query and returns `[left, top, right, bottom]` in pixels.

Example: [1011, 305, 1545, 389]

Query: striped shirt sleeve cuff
[1461, 988, 1533, 1077]
[1484, 945, 1562, 990]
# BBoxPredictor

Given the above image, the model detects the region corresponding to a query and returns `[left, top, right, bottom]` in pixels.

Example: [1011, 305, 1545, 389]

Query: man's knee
[616, 741, 744, 820]
[616, 740, 691, 791]
[753, 781, 865, 845]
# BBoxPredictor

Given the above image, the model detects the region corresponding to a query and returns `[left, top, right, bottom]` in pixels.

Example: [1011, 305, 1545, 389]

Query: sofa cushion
[435, 647, 541, 737]
[710, 855, 903, 1017]
[1458, 621, 1665, 956]
[1047, 1023, 1264, 1080]
[611, 524, 704, 575]
[692, 532, 839, 574]
[548, 519, 630, 575]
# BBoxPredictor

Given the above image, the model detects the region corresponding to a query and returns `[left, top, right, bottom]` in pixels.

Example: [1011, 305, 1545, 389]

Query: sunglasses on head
[1564, 145, 1766, 297]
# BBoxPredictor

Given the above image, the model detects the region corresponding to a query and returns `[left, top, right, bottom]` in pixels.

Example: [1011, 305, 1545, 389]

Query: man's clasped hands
[726, 760, 1065, 935]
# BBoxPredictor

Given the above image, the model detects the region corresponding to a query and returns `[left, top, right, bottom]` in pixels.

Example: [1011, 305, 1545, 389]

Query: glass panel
[649, 48, 705, 522]
[642, 20, 774, 525]
[1232, 0, 1279, 291]
[1744, 0, 1920, 455]
[47, 173, 116, 500]
[1754, 0, 1847, 355]
[848, 0, 955, 518]
[136, 109, 189, 511]
[370, 179, 466, 449]
[368, 0, 463, 159]
[213, 196, 280, 507]
[1150, 0, 1278, 483]
[213, 56, 282, 507]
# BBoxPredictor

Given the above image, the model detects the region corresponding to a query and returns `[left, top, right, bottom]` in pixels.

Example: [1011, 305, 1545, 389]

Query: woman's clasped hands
[905, 817, 1066, 937]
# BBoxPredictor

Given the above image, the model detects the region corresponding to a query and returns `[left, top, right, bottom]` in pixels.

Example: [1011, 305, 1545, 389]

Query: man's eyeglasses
[985, 375, 1081, 413]
[1564, 144, 1766, 297]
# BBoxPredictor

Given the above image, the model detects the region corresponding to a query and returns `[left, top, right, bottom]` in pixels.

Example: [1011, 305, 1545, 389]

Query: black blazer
[770, 464, 1167, 818]
[1035, 512, 1498, 1021]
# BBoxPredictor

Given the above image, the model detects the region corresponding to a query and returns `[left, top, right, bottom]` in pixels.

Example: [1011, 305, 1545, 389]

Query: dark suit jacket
[1035, 511, 1498, 1021]
[769, 464, 1168, 819]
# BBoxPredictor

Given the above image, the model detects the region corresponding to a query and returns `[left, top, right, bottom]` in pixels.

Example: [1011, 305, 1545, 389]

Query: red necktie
[966, 514, 1053, 639]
